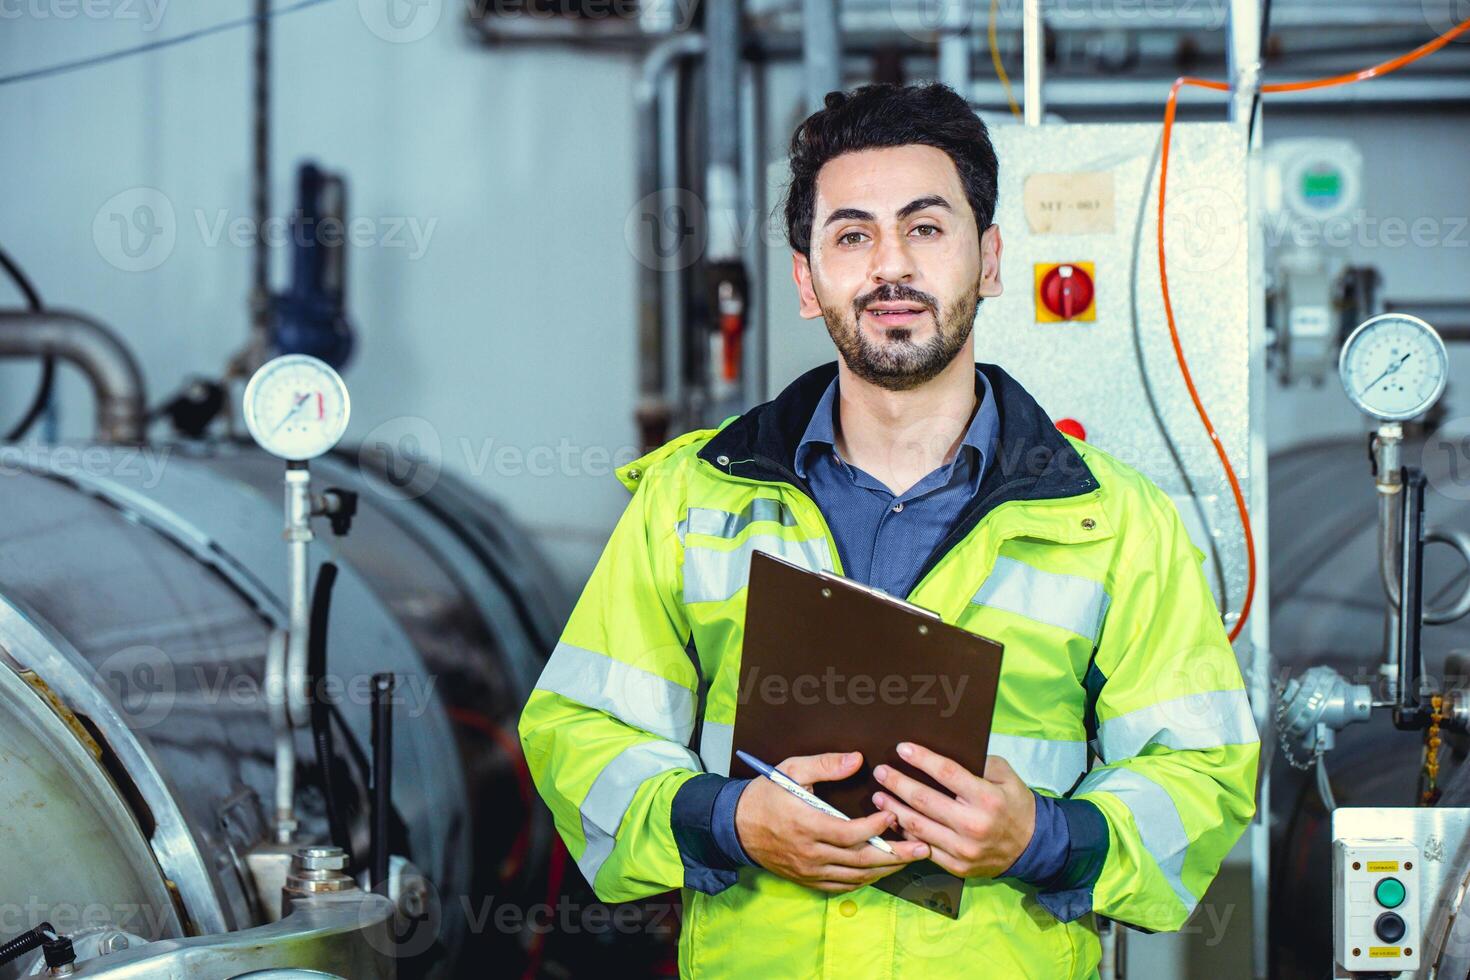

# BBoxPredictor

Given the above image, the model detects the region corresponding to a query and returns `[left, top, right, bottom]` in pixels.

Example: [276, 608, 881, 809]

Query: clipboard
[731, 550, 1005, 918]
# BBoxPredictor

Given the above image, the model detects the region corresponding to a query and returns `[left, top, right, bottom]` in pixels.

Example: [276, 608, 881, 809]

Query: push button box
[1333, 837, 1420, 973]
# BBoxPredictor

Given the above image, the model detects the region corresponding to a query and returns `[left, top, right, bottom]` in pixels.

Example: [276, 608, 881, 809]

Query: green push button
[1375, 877, 1406, 909]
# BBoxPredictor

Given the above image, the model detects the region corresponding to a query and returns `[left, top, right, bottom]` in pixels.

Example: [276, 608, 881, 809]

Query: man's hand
[735, 751, 930, 894]
[871, 742, 1035, 878]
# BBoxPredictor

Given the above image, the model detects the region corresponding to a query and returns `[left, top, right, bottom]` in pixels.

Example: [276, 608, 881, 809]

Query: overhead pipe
[0, 310, 146, 443]
[969, 74, 1470, 109]
[700, 0, 747, 420]
[937, 0, 972, 96]
[802, 0, 841, 112]
[1229, 0, 1264, 127]
[634, 32, 706, 451]
[1022, 0, 1043, 125]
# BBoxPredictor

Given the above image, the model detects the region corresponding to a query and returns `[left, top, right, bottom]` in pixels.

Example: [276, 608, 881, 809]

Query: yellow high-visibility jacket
[519, 361, 1259, 978]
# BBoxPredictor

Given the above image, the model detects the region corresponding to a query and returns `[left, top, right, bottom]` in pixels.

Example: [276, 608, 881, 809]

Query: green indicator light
[1302, 170, 1341, 200]
[1375, 877, 1406, 909]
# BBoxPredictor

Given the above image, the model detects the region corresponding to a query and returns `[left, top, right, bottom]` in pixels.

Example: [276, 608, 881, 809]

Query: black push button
[1375, 912, 1407, 944]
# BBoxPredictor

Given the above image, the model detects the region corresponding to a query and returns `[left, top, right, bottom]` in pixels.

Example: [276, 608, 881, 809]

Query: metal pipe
[284, 463, 314, 732]
[370, 672, 396, 890]
[1371, 425, 1406, 724]
[971, 75, 1470, 109]
[634, 33, 706, 449]
[659, 65, 684, 422]
[702, 0, 746, 424]
[1382, 492, 1404, 606]
[1022, 0, 1043, 125]
[739, 59, 767, 407]
[249, 0, 272, 371]
[1372, 424, 1470, 626]
[0, 309, 146, 443]
[1228, 0, 1263, 127]
[265, 628, 296, 843]
[937, 0, 971, 95]
[802, 0, 841, 112]
[1229, 8, 1268, 974]
[706, 0, 742, 265]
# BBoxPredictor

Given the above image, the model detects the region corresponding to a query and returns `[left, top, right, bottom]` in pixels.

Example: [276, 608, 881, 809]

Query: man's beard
[820, 278, 982, 392]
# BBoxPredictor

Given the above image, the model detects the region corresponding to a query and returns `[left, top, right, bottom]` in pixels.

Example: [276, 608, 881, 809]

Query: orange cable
[1156, 16, 1470, 643]
[988, 0, 1022, 119]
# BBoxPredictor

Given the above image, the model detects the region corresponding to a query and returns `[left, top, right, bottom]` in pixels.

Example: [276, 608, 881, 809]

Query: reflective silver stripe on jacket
[1098, 688, 1259, 765]
[534, 641, 696, 744]
[677, 498, 799, 543]
[989, 732, 1087, 796]
[1076, 765, 1196, 912]
[698, 720, 735, 776]
[970, 556, 1111, 644]
[683, 535, 834, 604]
[577, 740, 703, 887]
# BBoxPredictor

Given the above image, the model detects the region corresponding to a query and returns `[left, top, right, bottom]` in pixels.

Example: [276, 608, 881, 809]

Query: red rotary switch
[1038, 264, 1095, 321]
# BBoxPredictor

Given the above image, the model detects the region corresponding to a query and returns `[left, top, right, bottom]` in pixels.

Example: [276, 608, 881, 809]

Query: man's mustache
[852, 286, 938, 316]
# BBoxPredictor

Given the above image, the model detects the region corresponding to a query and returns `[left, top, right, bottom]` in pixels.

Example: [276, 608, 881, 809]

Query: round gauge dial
[242, 355, 351, 460]
[1338, 314, 1447, 422]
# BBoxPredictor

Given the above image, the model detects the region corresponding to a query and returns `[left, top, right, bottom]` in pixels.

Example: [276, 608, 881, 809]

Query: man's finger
[915, 843, 969, 878]
[982, 754, 1020, 786]
[872, 763, 967, 826]
[813, 807, 894, 847]
[872, 790, 966, 856]
[850, 838, 930, 866]
[810, 835, 928, 869]
[778, 751, 862, 787]
[897, 742, 984, 800]
[812, 863, 900, 886]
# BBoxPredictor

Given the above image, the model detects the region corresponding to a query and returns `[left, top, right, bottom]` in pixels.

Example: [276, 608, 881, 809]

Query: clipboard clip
[812, 568, 944, 621]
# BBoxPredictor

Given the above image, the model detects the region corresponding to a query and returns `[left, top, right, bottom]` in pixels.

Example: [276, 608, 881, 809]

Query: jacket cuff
[1035, 797, 1110, 923]
[1000, 790, 1070, 885]
[671, 773, 751, 894]
[711, 777, 756, 867]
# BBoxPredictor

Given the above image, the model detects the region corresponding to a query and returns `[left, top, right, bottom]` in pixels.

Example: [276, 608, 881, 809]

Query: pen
[735, 749, 897, 855]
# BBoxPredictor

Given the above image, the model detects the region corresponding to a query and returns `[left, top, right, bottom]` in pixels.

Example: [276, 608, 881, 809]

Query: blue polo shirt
[681, 366, 1071, 894]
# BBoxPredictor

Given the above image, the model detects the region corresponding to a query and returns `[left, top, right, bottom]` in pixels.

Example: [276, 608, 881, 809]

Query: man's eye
[838, 231, 867, 246]
[912, 224, 940, 237]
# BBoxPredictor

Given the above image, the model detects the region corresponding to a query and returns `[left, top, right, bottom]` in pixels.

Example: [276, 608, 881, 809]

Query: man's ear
[791, 251, 825, 319]
[979, 224, 1003, 298]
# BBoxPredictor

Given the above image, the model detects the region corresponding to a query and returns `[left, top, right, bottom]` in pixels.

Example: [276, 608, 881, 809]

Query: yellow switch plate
[1034, 261, 1097, 322]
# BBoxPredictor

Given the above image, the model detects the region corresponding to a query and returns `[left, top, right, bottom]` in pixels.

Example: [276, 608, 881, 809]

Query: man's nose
[868, 231, 916, 285]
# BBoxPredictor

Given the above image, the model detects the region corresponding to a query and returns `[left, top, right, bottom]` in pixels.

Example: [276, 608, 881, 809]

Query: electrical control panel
[982, 123, 1251, 612]
[1333, 836, 1420, 973]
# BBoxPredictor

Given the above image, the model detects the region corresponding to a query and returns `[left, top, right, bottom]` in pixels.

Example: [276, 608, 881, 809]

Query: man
[520, 82, 1258, 977]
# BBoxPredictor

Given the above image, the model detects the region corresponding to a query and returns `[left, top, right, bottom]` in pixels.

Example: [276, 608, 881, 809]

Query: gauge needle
[1359, 353, 1412, 398]
[271, 393, 311, 433]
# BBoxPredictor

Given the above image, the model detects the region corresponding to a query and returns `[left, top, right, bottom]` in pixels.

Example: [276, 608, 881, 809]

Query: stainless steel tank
[0, 439, 570, 977]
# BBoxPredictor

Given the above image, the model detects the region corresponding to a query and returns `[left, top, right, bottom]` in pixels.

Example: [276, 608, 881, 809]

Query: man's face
[792, 144, 1003, 391]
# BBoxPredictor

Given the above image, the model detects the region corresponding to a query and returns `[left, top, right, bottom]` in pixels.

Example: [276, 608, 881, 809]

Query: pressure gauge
[1338, 314, 1448, 422]
[243, 354, 351, 460]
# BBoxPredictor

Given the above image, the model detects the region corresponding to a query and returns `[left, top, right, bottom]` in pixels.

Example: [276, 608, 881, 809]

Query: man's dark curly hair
[783, 82, 999, 258]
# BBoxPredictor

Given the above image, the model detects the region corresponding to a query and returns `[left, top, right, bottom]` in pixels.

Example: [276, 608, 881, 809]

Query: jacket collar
[697, 360, 1099, 506]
